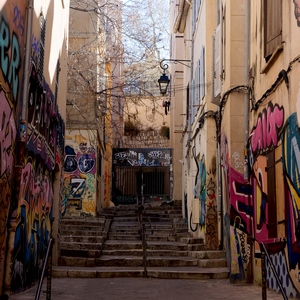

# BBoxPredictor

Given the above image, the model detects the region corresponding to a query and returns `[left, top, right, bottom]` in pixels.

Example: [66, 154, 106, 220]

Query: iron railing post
[46, 239, 53, 300]
[260, 242, 288, 300]
[261, 247, 267, 300]
[35, 238, 54, 300]
[142, 224, 147, 277]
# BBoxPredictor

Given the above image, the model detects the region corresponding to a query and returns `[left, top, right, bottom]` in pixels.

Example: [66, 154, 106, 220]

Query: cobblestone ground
[8, 277, 289, 300]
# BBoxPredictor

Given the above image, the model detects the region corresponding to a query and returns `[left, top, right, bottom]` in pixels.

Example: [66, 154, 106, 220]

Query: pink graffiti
[0, 89, 17, 178]
[20, 162, 53, 244]
[251, 104, 284, 153]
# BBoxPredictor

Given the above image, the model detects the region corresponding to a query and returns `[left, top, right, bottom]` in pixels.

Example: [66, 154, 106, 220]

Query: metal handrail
[145, 213, 154, 235]
[136, 204, 154, 278]
[35, 237, 54, 300]
[260, 242, 288, 300]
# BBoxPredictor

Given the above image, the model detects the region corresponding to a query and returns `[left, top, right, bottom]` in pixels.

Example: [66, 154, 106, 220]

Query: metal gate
[112, 148, 172, 206]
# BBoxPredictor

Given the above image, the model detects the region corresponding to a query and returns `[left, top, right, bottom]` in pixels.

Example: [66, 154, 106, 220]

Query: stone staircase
[53, 202, 229, 279]
[57, 216, 110, 267]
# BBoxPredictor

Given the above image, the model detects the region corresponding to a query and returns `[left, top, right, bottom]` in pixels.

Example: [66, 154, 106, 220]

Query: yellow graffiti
[82, 200, 96, 213]
[286, 176, 300, 220]
[256, 184, 262, 226]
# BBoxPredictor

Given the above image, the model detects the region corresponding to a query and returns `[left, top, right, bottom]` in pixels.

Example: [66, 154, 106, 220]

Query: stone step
[106, 235, 178, 242]
[110, 220, 138, 228]
[175, 228, 188, 235]
[61, 224, 105, 231]
[113, 211, 137, 217]
[189, 250, 226, 259]
[61, 217, 106, 225]
[103, 240, 189, 251]
[101, 249, 189, 257]
[58, 255, 227, 269]
[107, 235, 140, 240]
[52, 266, 229, 280]
[174, 223, 188, 229]
[60, 228, 106, 236]
[198, 258, 227, 268]
[110, 223, 173, 230]
[187, 244, 206, 251]
[61, 235, 105, 243]
[109, 227, 174, 234]
[60, 241, 103, 251]
[96, 255, 199, 267]
[58, 256, 96, 267]
[179, 237, 204, 244]
[145, 235, 177, 242]
[60, 248, 101, 258]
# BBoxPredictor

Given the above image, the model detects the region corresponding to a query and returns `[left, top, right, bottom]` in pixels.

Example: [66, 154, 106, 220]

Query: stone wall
[123, 130, 170, 148]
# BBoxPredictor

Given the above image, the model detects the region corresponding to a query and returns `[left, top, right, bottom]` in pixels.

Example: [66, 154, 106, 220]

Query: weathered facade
[0, 0, 69, 296]
[64, 0, 123, 213]
[171, 0, 300, 296]
[64, 1, 105, 216]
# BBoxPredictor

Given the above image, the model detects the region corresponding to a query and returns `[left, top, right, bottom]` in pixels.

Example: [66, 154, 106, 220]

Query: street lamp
[158, 59, 191, 95]
[158, 73, 170, 95]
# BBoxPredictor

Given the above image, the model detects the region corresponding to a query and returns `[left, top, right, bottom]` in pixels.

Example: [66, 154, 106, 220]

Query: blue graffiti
[78, 154, 95, 173]
[64, 155, 77, 173]
[0, 17, 20, 101]
[64, 145, 95, 173]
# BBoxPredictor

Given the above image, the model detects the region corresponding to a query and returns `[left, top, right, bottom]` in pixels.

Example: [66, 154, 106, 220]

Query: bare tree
[67, 0, 170, 147]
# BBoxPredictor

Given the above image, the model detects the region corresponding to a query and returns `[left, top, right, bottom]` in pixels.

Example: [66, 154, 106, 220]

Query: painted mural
[190, 144, 218, 250]
[218, 91, 300, 297]
[9, 61, 65, 294]
[0, 2, 66, 295]
[63, 133, 97, 217]
[113, 148, 172, 167]
[0, 1, 26, 293]
[9, 58, 65, 293]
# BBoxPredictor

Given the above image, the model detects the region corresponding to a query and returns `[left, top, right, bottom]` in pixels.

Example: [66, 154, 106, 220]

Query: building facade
[64, 0, 105, 216]
[171, 0, 300, 296]
[64, 0, 123, 213]
[0, 0, 69, 296]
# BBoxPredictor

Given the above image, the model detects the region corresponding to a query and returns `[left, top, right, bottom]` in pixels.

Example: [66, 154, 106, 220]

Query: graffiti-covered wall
[0, 1, 27, 293]
[182, 116, 219, 250]
[112, 148, 172, 206]
[0, 1, 68, 296]
[217, 1, 300, 297]
[63, 131, 97, 217]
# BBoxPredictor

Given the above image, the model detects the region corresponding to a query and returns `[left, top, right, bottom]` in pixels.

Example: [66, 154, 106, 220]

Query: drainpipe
[244, 0, 250, 182]
[3, 0, 34, 296]
[21, 0, 34, 136]
[217, 128, 223, 249]
[217, 1, 223, 250]
[187, 10, 194, 233]
[244, 0, 253, 283]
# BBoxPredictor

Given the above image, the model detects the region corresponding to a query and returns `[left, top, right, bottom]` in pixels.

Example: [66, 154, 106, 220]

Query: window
[192, 0, 201, 33]
[190, 79, 195, 120]
[200, 46, 205, 101]
[264, 0, 282, 61]
[38, 13, 46, 80]
[55, 60, 60, 103]
[186, 83, 190, 122]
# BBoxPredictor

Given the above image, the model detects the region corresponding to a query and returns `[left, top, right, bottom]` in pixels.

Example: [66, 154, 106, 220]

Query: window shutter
[195, 61, 199, 103]
[264, 0, 282, 59]
[186, 84, 190, 121]
[200, 46, 205, 100]
[191, 79, 195, 120]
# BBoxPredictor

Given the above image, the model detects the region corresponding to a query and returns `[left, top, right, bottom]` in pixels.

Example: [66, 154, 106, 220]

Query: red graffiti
[0, 89, 17, 178]
[251, 103, 284, 153]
